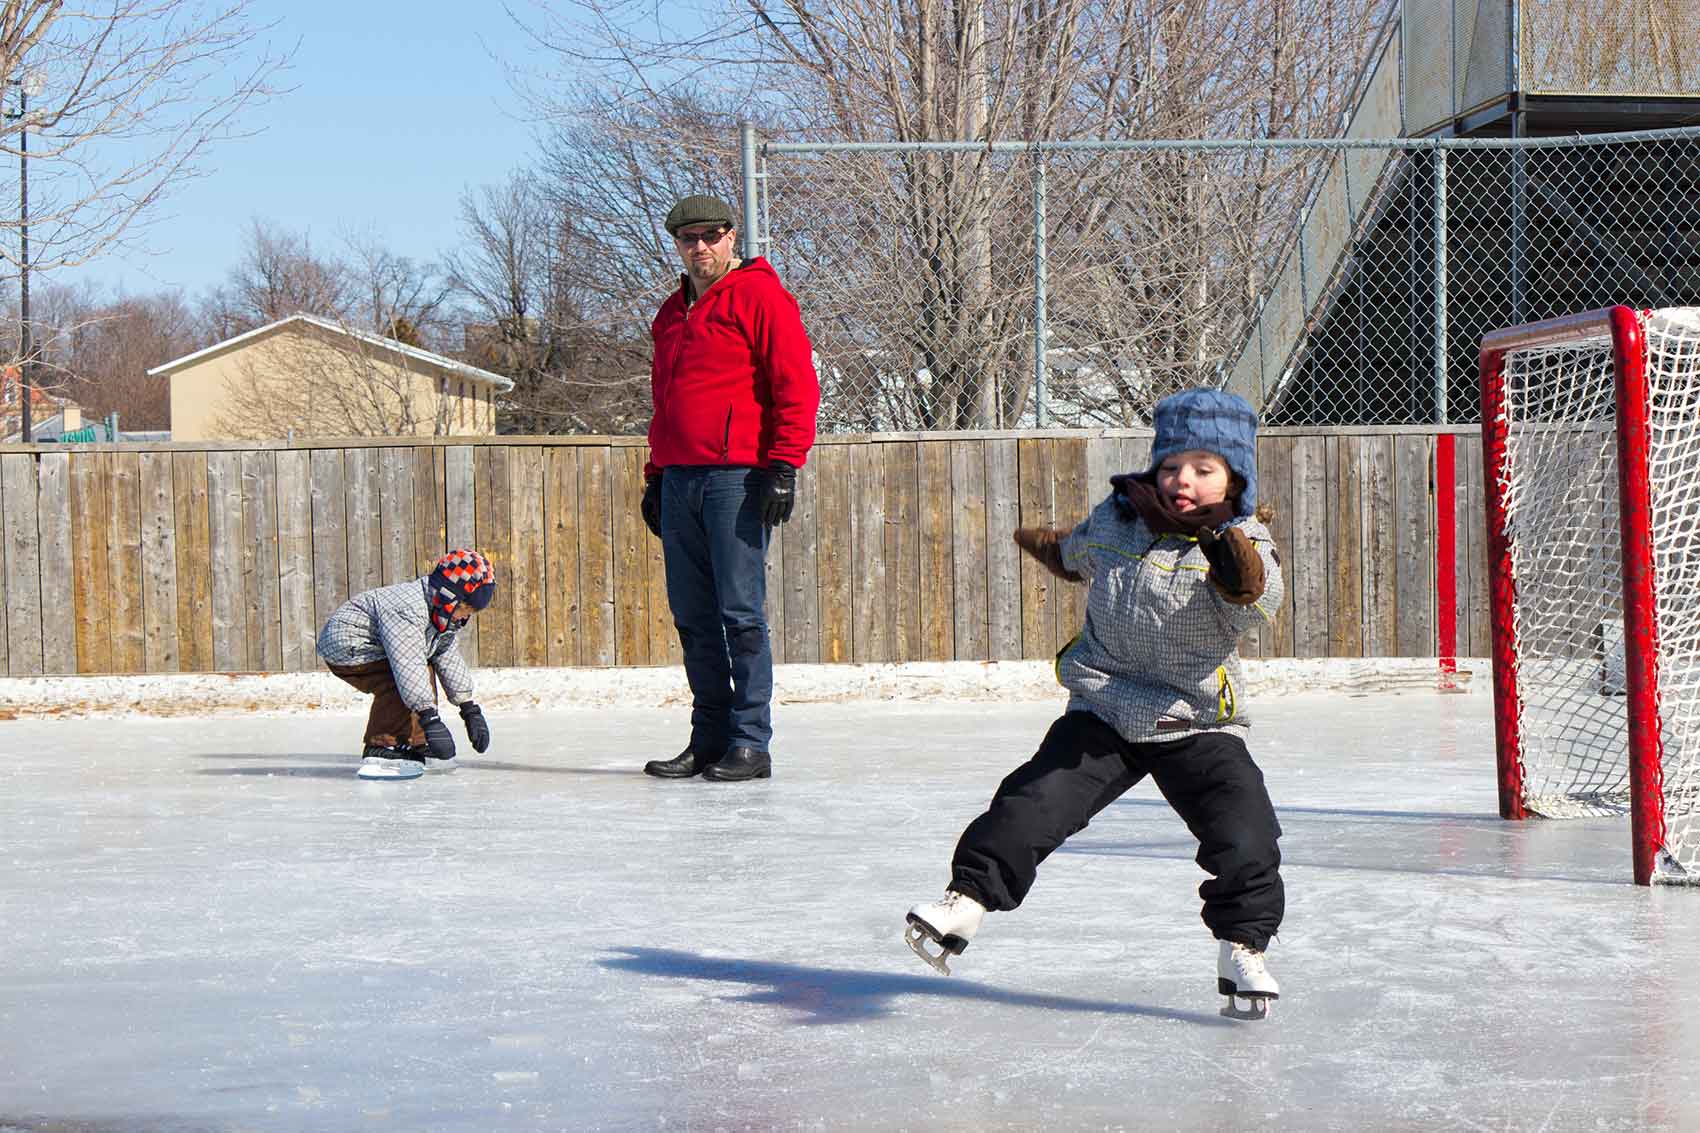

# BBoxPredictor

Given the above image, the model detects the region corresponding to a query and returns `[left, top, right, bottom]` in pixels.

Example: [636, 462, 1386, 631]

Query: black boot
[644, 748, 716, 779]
[702, 746, 771, 781]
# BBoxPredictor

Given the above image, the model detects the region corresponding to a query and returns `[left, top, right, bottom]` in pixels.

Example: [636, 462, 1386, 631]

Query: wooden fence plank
[1362, 435, 1398, 658]
[1395, 434, 1434, 657]
[36, 452, 74, 674]
[1289, 435, 1329, 658]
[1, 454, 42, 674]
[949, 439, 988, 661]
[414, 446, 446, 574]
[609, 447, 647, 667]
[139, 452, 180, 673]
[850, 441, 888, 663]
[644, 458, 675, 666]
[379, 447, 416, 586]
[1327, 435, 1365, 657]
[474, 446, 516, 668]
[1016, 437, 1056, 660]
[107, 452, 145, 673]
[815, 445, 853, 663]
[241, 450, 282, 672]
[1258, 433, 1292, 656]
[275, 450, 314, 672]
[308, 449, 349, 664]
[545, 447, 582, 667]
[344, 448, 382, 598]
[917, 440, 954, 661]
[883, 441, 920, 662]
[1052, 437, 1090, 653]
[444, 445, 477, 665]
[984, 439, 1021, 660]
[511, 446, 548, 667]
[782, 454, 820, 664]
[71, 452, 112, 673]
[577, 446, 615, 666]
[206, 452, 245, 670]
[172, 453, 213, 672]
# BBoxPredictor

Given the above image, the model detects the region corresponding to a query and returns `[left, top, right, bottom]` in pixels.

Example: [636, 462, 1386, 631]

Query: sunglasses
[673, 226, 731, 247]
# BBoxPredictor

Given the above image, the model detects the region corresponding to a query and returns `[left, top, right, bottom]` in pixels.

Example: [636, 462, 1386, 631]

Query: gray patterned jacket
[316, 577, 475, 712]
[1057, 496, 1283, 745]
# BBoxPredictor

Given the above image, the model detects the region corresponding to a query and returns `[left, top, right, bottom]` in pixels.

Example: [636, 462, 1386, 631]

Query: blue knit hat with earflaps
[1141, 388, 1260, 518]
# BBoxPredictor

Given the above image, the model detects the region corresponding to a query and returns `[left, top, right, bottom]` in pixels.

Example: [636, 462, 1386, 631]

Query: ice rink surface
[3, 685, 1698, 1132]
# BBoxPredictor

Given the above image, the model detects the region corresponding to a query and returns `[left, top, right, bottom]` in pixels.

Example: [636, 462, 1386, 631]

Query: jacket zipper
[719, 405, 733, 462]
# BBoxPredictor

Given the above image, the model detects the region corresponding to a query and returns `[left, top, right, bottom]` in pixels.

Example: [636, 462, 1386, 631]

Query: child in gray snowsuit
[904, 388, 1287, 1018]
[317, 548, 497, 780]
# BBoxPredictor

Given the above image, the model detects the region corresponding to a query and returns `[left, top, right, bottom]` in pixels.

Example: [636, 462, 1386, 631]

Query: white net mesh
[1495, 307, 1700, 880]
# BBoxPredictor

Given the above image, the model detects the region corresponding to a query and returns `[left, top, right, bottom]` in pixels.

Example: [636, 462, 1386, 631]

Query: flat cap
[665, 194, 736, 235]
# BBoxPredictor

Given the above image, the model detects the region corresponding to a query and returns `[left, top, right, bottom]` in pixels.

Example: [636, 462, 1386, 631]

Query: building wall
[169, 324, 498, 441]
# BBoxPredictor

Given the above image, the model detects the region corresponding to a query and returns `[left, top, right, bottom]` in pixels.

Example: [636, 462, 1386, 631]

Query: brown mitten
[1196, 525, 1265, 605]
[1013, 527, 1082, 582]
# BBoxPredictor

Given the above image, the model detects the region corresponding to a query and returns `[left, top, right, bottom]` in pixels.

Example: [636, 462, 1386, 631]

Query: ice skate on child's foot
[1217, 940, 1279, 1020]
[405, 743, 457, 773]
[357, 744, 426, 781]
[904, 890, 985, 975]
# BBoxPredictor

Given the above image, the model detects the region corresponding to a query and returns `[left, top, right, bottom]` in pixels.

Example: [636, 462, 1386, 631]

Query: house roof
[146, 313, 516, 392]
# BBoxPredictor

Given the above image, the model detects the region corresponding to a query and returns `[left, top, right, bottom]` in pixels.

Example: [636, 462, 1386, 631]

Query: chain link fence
[751, 127, 1700, 430]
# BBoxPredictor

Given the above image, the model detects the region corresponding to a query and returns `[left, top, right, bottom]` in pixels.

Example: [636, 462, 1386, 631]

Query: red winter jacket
[645, 257, 820, 478]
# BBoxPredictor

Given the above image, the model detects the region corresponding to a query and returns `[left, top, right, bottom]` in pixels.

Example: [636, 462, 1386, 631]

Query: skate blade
[903, 920, 957, 976]
[357, 760, 424, 781]
[1219, 994, 1274, 1021]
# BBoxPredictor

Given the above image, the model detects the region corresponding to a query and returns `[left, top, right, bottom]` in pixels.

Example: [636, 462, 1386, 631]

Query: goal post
[1480, 305, 1700, 886]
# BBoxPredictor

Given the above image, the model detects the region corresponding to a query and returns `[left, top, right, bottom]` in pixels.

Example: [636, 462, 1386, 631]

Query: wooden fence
[0, 427, 1488, 677]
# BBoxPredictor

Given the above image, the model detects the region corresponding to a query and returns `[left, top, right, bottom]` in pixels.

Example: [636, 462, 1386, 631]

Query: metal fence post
[1033, 150, 1048, 427]
[1434, 145, 1449, 425]
[740, 121, 760, 261]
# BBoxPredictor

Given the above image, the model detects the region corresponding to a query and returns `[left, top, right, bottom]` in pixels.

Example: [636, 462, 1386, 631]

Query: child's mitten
[460, 702, 491, 753]
[1197, 525, 1265, 605]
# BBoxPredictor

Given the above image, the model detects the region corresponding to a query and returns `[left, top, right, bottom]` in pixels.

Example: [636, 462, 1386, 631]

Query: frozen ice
[1, 677, 1697, 1130]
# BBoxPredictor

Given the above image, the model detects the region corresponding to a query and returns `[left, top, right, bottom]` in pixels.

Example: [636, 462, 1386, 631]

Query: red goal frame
[1479, 305, 1664, 885]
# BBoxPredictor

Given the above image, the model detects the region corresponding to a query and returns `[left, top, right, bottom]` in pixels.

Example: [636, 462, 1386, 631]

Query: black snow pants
[949, 710, 1285, 950]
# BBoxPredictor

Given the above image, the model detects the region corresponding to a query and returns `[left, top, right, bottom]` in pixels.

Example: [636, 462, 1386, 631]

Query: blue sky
[63, 2, 549, 299]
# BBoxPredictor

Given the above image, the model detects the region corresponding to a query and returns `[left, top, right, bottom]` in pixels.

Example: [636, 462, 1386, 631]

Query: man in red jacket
[640, 194, 821, 783]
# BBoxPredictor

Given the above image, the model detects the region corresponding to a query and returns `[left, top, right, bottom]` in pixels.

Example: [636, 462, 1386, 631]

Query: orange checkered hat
[428, 548, 496, 629]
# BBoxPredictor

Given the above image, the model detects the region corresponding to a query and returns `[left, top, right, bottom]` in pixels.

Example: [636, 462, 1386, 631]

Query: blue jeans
[659, 466, 774, 753]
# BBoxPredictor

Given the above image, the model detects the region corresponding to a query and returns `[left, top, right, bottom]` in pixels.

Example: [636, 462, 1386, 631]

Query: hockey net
[1481, 306, 1700, 885]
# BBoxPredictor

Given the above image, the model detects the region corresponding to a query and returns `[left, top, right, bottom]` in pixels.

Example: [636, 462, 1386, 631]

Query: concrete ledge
[0, 658, 1482, 720]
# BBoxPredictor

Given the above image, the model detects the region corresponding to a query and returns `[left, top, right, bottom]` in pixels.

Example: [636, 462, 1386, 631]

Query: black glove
[759, 461, 796, 526]
[459, 701, 490, 753]
[641, 475, 663, 538]
[1196, 524, 1265, 605]
[416, 706, 456, 761]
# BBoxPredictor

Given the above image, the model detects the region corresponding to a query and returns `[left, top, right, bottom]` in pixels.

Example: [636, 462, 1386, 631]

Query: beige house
[153, 314, 516, 442]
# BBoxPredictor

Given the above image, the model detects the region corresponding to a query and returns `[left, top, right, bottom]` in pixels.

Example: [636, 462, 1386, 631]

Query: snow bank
[0, 658, 1481, 719]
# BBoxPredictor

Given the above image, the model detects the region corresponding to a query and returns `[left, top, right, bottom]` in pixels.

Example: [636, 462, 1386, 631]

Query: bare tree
[0, 2, 287, 362]
[344, 227, 453, 348]
[448, 167, 653, 434]
[204, 219, 352, 333]
[509, 0, 1392, 429]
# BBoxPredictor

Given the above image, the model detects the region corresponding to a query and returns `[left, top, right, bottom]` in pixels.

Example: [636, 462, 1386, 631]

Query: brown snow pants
[328, 660, 436, 748]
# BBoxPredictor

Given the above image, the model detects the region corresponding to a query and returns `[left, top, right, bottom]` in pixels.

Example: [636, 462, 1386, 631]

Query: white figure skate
[1217, 940, 1279, 1020]
[357, 745, 425, 781]
[904, 890, 985, 975]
